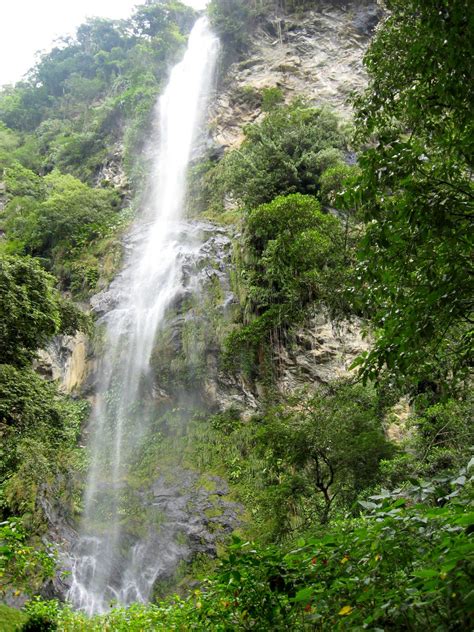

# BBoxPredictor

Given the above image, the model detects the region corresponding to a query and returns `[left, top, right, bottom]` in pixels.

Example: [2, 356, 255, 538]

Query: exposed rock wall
[276, 313, 369, 392]
[211, 1, 380, 148]
[200, 1, 378, 412]
[35, 332, 90, 395]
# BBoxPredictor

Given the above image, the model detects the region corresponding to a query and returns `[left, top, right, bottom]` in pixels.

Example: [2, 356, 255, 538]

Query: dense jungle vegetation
[0, 0, 473, 629]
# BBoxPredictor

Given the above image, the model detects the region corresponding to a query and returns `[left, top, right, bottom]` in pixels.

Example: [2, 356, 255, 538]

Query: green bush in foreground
[0, 520, 55, 597]
[0, 604, 28, 632]
[22, 462, 473, 630]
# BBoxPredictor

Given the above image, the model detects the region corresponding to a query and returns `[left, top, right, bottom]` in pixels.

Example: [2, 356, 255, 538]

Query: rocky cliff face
[201, 0, 377, 412]
[45, 2, 378, 598]
[211, 1, 380, 148]
[35, 333, 90, 395]
[197, 257, 370, 416]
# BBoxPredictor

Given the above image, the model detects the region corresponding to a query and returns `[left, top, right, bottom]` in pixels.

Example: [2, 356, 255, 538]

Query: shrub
[225, 194, 345, 369]
[0, 255, 60, 366]
[21, 463, 474, 630]
[319, 162, 360, 207]
[221, 102, 346, 208]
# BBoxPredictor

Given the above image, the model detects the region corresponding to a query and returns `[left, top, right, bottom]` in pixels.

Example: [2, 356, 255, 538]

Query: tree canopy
[0, 255, 60, 366]
[0, 0, 195, 183]
[347, 0, 473, 393]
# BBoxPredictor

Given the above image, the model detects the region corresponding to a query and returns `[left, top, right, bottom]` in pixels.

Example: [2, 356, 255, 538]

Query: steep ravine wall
[204, 0, 378, 410]
[44, 0, 378, 403]
[40, 1, 379, 602]
[211, 1, 380, 148]
[35, 333, 90, 395]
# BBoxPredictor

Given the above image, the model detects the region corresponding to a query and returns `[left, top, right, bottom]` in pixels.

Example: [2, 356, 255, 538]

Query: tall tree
[349, 0, 473, 392]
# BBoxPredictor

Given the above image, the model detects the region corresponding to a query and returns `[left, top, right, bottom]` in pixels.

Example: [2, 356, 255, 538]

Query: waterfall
[68, 18, 219, 615]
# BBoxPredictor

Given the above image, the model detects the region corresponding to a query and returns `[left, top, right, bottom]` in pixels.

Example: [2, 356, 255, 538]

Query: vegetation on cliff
[0, 2, 194, 184]
[0, 255, 89, 596]
[208, 0, 324, 61]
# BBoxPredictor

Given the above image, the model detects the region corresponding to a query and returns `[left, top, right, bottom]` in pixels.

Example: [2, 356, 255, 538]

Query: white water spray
[68, 18, 219, 615]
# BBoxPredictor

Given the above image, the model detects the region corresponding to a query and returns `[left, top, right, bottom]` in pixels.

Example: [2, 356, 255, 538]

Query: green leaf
[293, 587, 313, 603]
[358, 500, 379, 510]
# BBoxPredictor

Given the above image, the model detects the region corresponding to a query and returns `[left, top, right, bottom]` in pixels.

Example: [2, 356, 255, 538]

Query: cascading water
[68, 17, 219, 615]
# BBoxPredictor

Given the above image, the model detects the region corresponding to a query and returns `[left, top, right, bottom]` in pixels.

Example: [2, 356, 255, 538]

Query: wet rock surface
[149, 471, 241, 555]
[210, 313, 369, 414]
[90, 220, 233, 319]
[46, 469, 241, 602]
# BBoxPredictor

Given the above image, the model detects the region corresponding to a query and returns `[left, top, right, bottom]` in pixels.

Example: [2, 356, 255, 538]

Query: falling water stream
[68, 18, 219, 614]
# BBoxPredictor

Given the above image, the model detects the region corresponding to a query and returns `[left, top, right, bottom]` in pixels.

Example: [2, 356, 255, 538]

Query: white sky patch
[0, 0, 208, 87]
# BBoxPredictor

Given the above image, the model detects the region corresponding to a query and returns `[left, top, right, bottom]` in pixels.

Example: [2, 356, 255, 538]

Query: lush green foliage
[0, 364, 87, 519]
[347, 0, 473, 392]
[185, 380, 393, 540]
[225, 194, 347, 372]
[254, 382, 394, 526]
[0, 519, 55, 597]
[197, 2, 474, 626]
[319, 163, 360, 208]
[0, 2, 197, 297]
[0, 604, 28, 631]
[0, 1, 195, 184]
[0, 358, 87, 597]
[0, 254, 89, 364]
[245, 193, 343, 309]
[0, 255, 61, 365]
[5, 169, 119, 255]
[208, 0, 253, 60]
[213, 102, 354, 372]
[413, 397, 474, 473]
[381, 394, 474, 487]
[221, 103, 347, 208]
[0, 363, 88, 595]
[0, 253, 88, 595]
[20, 462, 473, 630]
[1, 166, 122, 293]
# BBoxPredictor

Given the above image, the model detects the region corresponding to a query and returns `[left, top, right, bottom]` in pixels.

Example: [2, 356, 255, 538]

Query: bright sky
[0, 0, 208, 87]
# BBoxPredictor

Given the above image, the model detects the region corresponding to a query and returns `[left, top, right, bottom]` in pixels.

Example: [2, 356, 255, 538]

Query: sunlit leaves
[0, 255, 60, 366]
[0, 520, 55, 596]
